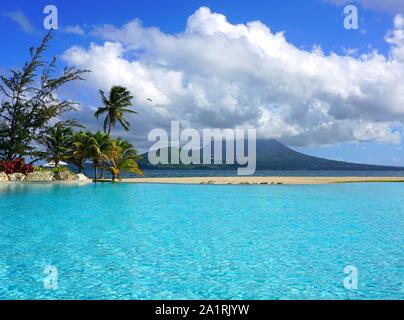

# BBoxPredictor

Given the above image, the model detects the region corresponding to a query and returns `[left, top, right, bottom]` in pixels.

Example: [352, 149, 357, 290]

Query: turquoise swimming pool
[0, 182, 403, 299]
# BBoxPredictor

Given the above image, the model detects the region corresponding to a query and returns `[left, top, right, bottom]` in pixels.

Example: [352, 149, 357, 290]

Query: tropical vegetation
[0, 32, 143, 182]
[95, 86, 137, 135]
[37, 122, 75, 168]
[0, 158, 33, 175]
[107, 138, 143, 182]
[0, 32, 88, 162]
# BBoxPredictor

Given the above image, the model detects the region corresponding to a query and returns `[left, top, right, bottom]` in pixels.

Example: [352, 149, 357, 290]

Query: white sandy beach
[119, 176, 404, 185]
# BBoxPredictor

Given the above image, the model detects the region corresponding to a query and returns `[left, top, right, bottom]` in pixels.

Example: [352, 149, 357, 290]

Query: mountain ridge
[138, 139, 404, 171]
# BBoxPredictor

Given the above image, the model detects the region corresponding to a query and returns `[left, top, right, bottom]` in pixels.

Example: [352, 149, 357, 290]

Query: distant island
[138, 139, 404, 171]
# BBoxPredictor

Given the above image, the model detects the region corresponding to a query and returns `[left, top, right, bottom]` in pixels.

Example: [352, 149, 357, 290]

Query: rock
[0, 172, 9, 182]
[74, 173, 92, 182]
[54, 171, 75, 181]
[8, 173, 26, 182]
[25, 171, 54, 182]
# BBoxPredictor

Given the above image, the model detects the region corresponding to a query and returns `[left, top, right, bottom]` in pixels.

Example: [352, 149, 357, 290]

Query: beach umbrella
[42, 161, 68, 168]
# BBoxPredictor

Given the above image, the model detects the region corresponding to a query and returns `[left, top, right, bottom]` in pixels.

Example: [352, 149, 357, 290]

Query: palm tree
[38, 123, 73, 167]
[94, 86, 137, 135]
[108, 139, 143, 182]
[67, 131, 90, 173]
[96, 131, 112, 179]
[86, 131, 111, 182]
[111, 137, 134, 152]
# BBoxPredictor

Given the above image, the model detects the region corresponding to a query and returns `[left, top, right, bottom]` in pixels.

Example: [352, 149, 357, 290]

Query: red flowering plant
[0, 158, 33, 175]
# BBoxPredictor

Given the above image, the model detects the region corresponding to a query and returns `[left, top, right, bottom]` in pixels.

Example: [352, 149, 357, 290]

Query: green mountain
[138, 139, 403, 171]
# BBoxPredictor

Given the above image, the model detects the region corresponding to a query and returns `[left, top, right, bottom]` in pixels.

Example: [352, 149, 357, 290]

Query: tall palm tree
[86, 131, 111, 182]
[38, 123, 73, 167]
[94, 86, 137, 135]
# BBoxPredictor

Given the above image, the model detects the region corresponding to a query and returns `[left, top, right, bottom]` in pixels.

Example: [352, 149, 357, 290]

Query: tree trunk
[100, 161, 106, 179]
[75, 162, 83, 173]
[94, 164, 98, 183]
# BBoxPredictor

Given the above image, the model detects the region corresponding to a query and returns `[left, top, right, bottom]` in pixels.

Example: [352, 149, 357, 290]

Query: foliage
[67, 132, 143, 182]
[0, 32, 89, 161]
[66, 131, 90, 173]
[0, 34, 144, 180]
[0, 158, 33, 174]
[107, 138, 143, 182]
[86, 131, 112, 182]
[37, 122, 78, 167]
[95, 86, 137, 135]
[51, 166, 72, 174]
[33, 166, 48, 172]
[33, 166, 69, 174]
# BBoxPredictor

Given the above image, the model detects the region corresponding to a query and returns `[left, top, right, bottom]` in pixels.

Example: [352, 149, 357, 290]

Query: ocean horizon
[75, 167, 404, 179]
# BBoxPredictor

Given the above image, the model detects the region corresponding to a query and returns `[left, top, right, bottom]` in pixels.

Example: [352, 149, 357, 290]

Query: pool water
[0, 182, 403, 300]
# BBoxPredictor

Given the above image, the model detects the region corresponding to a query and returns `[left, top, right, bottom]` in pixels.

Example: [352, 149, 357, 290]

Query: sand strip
[118, 176, 404, 185]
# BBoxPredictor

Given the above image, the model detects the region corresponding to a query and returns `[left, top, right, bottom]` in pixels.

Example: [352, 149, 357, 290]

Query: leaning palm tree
[86, 131, 111, 182]
[38, 123, 73, 167]
[94, 86, 137, 135]
[108, 139, 143, 182]
[111, 137, 134, 153]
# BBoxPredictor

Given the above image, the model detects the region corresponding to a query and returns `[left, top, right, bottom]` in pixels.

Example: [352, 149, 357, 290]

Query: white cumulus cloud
[62, 7, 404, 146]
[62, 25, 85, 35]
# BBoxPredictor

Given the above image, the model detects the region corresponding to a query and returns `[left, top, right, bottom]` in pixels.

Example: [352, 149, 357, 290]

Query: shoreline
[115, 176, 404, 185]
[2, 176, 404, 186]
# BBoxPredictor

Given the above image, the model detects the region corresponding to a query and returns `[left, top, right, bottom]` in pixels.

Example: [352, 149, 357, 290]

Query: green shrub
[51, 166, 72, 174]
[33, 166, 47, 172]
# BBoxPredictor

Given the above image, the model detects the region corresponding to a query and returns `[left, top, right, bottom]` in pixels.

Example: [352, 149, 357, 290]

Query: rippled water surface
[0, 182, 403, 299]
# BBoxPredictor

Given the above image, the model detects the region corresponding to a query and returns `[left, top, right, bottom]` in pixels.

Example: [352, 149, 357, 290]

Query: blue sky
[1, 0, 404, 166]
[0, 0, 396, 62]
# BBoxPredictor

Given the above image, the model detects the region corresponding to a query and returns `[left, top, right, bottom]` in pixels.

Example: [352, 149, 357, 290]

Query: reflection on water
[0, 182, 90, 194]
